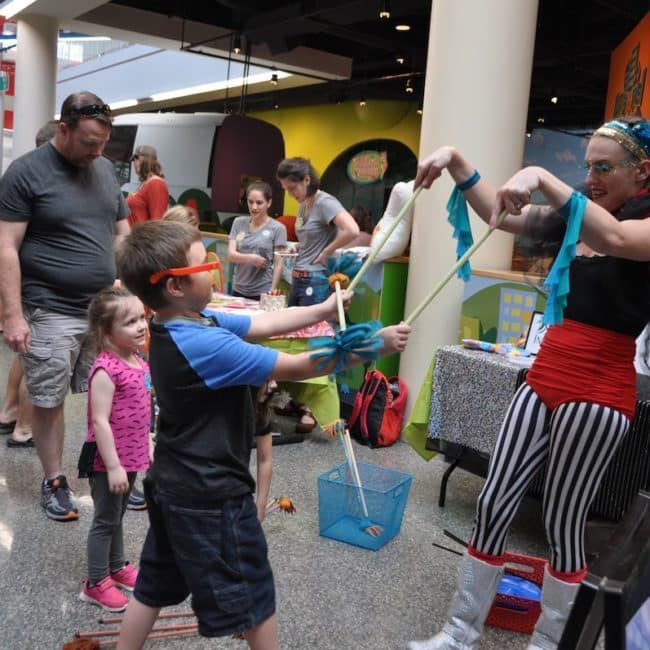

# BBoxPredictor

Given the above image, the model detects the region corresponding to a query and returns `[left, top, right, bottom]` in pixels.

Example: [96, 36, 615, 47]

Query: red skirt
[525, 319, 636, 420]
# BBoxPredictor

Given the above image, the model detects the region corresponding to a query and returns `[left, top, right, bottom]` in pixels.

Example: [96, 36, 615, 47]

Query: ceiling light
[550, 95, 558, 104]
[233, 33, 242, 55]
[379, 0, 390, 19]
[148, 71, 291, 103]
[274, 100, 280, 110]
[416, 104, 423, 115]
[359, 97, 367, 107]
[395, 55, 405, 65]
[395, 24, 411, 31]
[537, 116, 545, 124]
[270, 73, 278, 86]
[405, 78, 414, 94]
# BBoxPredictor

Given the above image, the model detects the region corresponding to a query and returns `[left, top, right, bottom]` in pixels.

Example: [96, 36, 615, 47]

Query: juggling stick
[334, 281, 347, 331]
[64, 624, 199, 648]
[347, 185, 423, 293]
[404, 211, 508, 326]
[328, 420, 381, 537]
[341, 427, 382, 537]
[98, 609, 195, 625]
[76, 622, 198, 639]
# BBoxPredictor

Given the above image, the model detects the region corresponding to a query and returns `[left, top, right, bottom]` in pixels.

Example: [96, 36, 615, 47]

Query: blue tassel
[327, 250, 364, 282]
[308, 321, 384, 374]
[446, 187, 474, 280]
[542, 191, 587, 326]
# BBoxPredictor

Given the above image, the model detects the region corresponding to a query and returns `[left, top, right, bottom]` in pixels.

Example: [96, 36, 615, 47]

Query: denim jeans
[288, 270, 332, 306]
[134, 478, 275, 637]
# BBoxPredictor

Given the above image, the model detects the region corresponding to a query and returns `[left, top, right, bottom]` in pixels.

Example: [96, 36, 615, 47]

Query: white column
[13, 14, 58, 158]
[400, 0, 539, 415]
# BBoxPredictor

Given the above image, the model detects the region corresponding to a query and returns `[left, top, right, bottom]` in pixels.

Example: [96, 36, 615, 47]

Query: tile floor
[0, 344, 553, 649]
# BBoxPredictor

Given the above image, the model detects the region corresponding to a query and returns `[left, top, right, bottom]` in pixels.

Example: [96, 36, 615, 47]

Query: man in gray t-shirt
[0, 91, 129, 522]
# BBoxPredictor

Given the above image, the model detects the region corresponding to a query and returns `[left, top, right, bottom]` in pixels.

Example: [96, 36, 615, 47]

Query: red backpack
[348, 370, 408, 448]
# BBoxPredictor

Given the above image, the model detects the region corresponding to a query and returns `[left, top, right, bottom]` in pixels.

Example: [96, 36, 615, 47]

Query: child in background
[344, 205, 374, 248]
[162, 204, 199, 228]
[79, 286, 152, 612]
[115, 221, 410, 649]
[253, 379, 276, 522]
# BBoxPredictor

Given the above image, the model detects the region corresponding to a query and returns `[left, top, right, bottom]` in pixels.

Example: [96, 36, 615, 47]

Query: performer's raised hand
[414, 146, 456, 189]
[491, 167, 540, 227]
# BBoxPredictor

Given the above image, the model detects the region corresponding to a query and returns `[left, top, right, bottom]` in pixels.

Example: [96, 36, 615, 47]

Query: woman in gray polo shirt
[228, 182, 287, 300]
[277, 158, 359, 306]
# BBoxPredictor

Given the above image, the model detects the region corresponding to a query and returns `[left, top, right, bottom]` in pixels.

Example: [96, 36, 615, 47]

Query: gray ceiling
[110, 0, 650, 130]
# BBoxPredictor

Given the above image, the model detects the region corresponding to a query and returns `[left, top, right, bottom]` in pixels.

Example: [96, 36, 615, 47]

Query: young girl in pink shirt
[79, 286, 152, 612]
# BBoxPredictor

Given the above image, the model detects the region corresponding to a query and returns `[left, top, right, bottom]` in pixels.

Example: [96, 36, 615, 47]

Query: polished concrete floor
[0, 342, 553, 650]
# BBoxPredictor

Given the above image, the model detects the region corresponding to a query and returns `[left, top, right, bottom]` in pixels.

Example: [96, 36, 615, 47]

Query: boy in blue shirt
[115, 221, 410, 649]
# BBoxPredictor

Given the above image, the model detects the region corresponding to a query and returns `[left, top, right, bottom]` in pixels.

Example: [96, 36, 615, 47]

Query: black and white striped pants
[470, 383, 630, 574]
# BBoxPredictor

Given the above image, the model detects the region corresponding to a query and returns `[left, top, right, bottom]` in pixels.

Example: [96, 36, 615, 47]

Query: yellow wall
[252, 99, 421, 215]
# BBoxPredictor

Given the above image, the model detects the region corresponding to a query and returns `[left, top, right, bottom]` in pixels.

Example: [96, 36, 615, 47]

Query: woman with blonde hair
[162, 204, 199, 228]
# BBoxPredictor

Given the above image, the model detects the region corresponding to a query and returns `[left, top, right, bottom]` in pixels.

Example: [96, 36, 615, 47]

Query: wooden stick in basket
[340, 428, 382, 537]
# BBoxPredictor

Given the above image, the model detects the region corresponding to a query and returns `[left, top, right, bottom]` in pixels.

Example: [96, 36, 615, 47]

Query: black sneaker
[41, 475, 79, 521]
[126, 487, 147, 511]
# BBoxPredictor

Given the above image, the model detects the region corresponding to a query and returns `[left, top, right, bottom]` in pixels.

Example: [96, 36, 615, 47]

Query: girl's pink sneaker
[79, 576, 128, 612]
[110, 563, 138, 591]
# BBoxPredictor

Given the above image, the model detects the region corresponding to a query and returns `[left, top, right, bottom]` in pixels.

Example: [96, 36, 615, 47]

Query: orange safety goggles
[149, 260, 221, 285]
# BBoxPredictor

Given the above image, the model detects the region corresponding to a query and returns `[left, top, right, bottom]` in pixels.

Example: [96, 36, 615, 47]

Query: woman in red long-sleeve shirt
[126, 145, 170, 226]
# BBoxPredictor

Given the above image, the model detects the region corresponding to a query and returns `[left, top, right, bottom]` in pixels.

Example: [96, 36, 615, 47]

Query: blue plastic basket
[318, 461, 412, 551]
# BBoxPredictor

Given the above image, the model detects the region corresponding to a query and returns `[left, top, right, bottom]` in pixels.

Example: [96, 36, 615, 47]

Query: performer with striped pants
[409, 117, 650, 650]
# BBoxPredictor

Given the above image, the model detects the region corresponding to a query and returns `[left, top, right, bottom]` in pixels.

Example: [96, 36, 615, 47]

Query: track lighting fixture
[233, 33, 242, 55]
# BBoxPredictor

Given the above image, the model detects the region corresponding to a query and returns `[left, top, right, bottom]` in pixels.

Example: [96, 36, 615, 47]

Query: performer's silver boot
[526, 566, 580, 650]
[407, 553, 504, 650]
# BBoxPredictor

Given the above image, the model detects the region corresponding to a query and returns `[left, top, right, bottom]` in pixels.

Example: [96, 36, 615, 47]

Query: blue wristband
[457, 170, 480, 192]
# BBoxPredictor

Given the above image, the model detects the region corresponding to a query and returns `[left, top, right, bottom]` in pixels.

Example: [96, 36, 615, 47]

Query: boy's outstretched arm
[268, 322, 411, 382]
[245, 290, 352, 340]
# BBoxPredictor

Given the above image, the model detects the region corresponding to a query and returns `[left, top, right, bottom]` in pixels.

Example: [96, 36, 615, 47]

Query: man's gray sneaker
[41, 475, 79, 521]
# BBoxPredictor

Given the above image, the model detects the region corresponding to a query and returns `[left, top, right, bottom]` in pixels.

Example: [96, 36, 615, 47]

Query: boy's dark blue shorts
[134, 478, 276, 637]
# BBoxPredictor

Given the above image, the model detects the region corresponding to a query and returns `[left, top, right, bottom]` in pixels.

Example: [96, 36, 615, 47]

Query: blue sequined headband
[593, 119, 650, 160]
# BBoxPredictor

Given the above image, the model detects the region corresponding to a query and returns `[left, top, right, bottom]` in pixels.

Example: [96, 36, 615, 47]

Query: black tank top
[564, 190, 650, 337]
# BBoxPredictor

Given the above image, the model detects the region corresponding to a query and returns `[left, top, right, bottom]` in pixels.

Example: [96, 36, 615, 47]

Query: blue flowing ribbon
[308, 321, 384, 374]
[446, 187, 474, 280]
[542, 191, 587, 326]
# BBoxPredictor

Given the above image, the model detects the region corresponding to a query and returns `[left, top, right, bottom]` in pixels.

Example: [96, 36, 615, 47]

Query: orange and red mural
[605, 12, 650, 119]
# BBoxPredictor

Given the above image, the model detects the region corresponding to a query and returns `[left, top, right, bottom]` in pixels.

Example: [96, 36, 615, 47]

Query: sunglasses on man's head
[68, 104, 111, 118]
